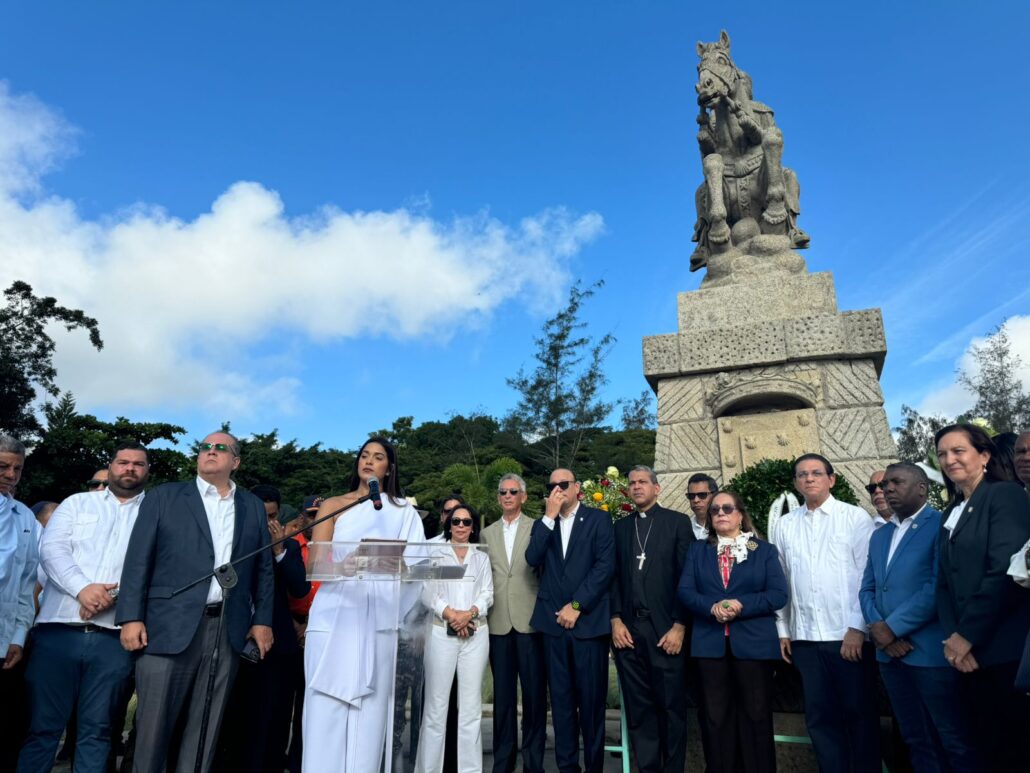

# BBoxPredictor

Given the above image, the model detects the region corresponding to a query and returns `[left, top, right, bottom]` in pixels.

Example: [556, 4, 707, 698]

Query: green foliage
[0, 281, 103, 438]
[407, 456, 527, 525]
[17, 394, 190, 503]
[726, 457, 859, 536]
[620, 390, 656, 430]
[893, 405, 952, 463]
[505, 280, 616, 470]
[957, 324, 1030, 433]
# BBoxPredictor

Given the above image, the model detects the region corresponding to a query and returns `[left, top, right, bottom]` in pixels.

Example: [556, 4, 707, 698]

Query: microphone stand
[172, 494, 371, 773]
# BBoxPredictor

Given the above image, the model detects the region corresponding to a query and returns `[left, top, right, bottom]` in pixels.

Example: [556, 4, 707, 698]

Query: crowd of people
[0, 425, 1028, 773]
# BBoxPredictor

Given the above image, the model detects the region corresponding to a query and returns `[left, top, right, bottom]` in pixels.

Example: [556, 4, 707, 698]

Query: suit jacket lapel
[511, 517, 532, 571]
[232, 487, 250, 555]
[886, 511, 927, 575]
[949, 485, 986, 543]
[564, 508, 587, 560]
[184, 483, 215, 551]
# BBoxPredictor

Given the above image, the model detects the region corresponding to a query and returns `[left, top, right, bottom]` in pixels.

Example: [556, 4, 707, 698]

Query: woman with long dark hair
[678, 491, 787, 773]
[415, 504, 493, 773]
[302, 437, 426, 773]
[935, 423, 1030, 770]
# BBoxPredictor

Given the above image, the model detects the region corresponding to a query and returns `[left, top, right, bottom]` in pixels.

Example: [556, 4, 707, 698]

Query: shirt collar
[637, 503, 659, 519]
[100, 488, 145, 506]
[560, 503, 580, 521]
[804, 494, 836, 516]
[502, 512, 522, 528]
[196, 475, 236, 500]
[890, 502, 928, 527]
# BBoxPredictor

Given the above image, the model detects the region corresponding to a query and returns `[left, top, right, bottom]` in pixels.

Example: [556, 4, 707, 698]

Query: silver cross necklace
[634, 513, 654, 570]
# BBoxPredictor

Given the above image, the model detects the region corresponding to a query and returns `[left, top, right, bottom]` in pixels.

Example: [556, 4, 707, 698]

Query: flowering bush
[580, 466, 635, 521]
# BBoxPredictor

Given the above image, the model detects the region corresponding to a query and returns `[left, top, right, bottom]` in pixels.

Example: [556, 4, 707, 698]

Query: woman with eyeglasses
[415, 504, 494, 773]
[934, 423, 1030, 770]
[302, 437, 426, 773]
[677, 491, 787, 773]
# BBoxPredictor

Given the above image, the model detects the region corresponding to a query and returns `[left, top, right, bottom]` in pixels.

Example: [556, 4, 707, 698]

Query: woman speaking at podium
[302, 437, 425, 772]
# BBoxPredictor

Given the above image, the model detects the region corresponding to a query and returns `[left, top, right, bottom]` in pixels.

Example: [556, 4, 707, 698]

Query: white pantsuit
[302, 498, 426, 773]
[415, 545, 493, 773]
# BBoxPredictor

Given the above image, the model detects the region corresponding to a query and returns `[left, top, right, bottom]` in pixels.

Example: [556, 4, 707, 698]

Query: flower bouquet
[580, 466, 635, 521]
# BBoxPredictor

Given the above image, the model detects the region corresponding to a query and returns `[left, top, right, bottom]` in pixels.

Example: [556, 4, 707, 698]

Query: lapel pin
[579, 517, 583, 522]
[912, 524, 918, 529]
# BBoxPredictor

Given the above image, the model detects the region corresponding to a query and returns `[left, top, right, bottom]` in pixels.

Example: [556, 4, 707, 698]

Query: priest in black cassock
[609, 465, 696, 773]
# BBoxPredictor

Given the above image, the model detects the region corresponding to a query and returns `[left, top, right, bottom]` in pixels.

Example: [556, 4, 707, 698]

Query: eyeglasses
[709, 504, 738, 516]
[450, 517, 473, 527]
[865, 482, 887, 494]
[795, 470, 827, 480]
[86, 480, 108, 489]
[685, 492, 711, 501]
[546, 480, 575, 492]
[498, 488, 521, 496]
[200, 442, 236, 455]
[442, 506, 460, 516]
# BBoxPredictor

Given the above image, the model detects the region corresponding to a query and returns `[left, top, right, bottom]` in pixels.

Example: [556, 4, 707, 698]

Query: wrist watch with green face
[571, 600, 581, 611]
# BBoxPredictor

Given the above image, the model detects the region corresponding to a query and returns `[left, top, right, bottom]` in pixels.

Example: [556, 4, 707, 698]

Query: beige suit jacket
[481, 514, 539, 634]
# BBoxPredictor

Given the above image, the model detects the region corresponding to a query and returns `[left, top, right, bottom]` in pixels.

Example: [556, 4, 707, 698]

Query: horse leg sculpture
[702, 153, 731, 250]
[761, 126, 787, 229]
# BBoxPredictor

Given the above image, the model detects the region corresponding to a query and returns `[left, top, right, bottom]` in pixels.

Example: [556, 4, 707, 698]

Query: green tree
[505, 281, 615, 470]
[957, 324, 1030, 433]
[620, 390, 657, 430]
[893, 405, 953, 463]
[17, 394, 190, 503]
[0, 281, 103, 438]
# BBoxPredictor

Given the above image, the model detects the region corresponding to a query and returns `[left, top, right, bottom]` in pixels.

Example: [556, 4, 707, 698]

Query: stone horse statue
[690, 31, 810, 277]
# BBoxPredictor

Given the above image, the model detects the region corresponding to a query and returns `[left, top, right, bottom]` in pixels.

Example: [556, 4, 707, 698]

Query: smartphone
[241, 639, 262, 663]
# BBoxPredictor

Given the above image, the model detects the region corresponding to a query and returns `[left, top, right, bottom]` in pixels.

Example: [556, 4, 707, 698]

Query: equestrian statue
[690, 31, 810, 284]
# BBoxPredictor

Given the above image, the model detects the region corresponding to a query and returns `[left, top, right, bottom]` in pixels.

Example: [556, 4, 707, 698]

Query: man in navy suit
[526, 468, 615, 773]
[117, 431, 275, 773]
[859, 462, 979, 771]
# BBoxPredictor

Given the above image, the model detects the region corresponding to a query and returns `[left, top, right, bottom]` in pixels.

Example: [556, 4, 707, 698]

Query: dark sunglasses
[709, 504, 737, 516]
[545, 480, 574, 492]
[498, 488, 521, 496]
[200, 442, 235, 455]
[865, 482, 887, 494]
[450, 517, 473, 527]
[685, 492, 710, 501]
[86, 480, 108, 488]
[442, 506, 460, 516]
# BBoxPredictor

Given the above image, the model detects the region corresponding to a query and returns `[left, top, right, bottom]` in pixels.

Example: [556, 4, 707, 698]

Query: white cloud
[917, 315, 1030, 418]
[0, 81, 604, 419]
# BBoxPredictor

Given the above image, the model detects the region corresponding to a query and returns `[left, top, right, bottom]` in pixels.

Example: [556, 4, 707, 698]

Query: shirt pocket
[73, 515, 100, 540]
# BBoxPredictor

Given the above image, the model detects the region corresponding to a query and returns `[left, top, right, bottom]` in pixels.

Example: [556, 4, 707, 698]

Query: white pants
[303, 630, 398, 773]
[415, 623, 490, 773]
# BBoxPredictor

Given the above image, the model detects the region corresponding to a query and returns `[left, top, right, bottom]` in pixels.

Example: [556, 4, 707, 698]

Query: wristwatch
[571, 600, 581, 611]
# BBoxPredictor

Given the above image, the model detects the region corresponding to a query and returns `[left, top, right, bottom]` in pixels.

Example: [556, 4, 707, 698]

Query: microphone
[368, 477, 383, 511]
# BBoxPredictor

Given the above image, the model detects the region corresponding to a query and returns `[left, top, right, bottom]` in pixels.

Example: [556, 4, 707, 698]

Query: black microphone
[369, 477, 383, 510]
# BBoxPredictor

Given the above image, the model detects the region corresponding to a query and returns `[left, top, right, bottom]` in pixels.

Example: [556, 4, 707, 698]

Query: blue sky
[1, 2, 1028, 451]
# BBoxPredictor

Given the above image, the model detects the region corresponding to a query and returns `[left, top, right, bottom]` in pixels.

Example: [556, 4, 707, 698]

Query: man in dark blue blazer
[117, 432, 275, 773]
[526, 468, 615, 773]
[859, 462, 978, 772]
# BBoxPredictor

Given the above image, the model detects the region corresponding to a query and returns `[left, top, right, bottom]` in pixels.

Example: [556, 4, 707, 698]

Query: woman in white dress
[302, 437, 426, 773]
[415, 504, 493, 773]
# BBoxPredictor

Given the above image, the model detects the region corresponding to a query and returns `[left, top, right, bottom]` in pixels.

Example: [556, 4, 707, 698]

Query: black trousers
[489, 630, 547, 773]
[696, 640, 775, 773]
[792, 640, 880, 773]
[217, 650, 299, 772]
[544, 633, 609, 773]
[962, 659, 1030, 771]
[612, 618, 687, 773]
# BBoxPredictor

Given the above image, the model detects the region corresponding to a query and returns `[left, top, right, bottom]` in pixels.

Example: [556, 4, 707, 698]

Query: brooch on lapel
[746, 540, 758, 551]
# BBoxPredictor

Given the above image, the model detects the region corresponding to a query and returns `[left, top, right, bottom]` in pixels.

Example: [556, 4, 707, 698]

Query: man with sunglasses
[85, 469, 109, 492]
[526, 469, 615, 773]
[481, 473, 546, 773]
[865, 471, 892, 528]
[684, 473, 718, 540]
[117, 432, 275, 773]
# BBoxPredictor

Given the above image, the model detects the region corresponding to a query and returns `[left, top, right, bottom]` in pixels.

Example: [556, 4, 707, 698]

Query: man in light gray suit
[481, 473, 546, 773]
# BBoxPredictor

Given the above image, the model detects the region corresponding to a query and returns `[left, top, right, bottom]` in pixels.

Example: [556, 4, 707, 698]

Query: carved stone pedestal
[643, 271, 896, 509]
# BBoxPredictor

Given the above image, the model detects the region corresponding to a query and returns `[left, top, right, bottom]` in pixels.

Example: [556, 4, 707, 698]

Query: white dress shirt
[196, 476, 236, 604]
[423, 543, 494, 621]
[689, 515, 709, 541]
[38, 489, 145, 629]
[774, 495, 875, 641]
[541, 503, 579, 557]
[886, 504, 926, 567]
[942, 499, 968, 534]
[1008, 536, 1030, 588]
[501, 513, 522, 565]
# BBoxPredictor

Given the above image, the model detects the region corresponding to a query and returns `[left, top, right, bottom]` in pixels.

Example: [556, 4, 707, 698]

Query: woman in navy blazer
[678, 490, 787, 773]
